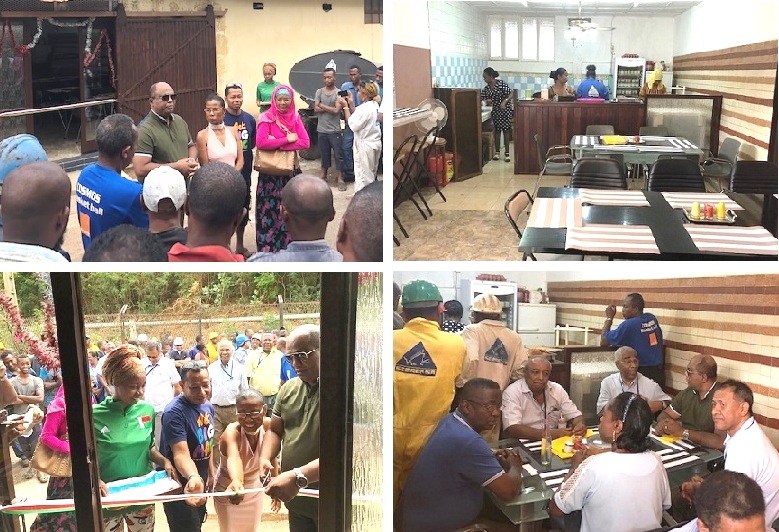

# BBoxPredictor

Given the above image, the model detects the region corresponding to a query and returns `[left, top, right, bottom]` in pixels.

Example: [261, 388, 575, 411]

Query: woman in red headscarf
[254, 84, 310, 253]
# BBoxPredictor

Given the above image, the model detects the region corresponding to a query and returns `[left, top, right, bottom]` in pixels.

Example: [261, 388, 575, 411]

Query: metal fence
[83, 301, 321, 346]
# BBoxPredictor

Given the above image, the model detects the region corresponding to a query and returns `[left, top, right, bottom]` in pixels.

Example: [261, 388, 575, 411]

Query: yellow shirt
[393, 317, 465, 504]
[246, 348, 282, 397]
[206, 342, 219, 364]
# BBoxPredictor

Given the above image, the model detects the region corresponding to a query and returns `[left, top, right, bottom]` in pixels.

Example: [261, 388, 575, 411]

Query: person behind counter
[481, 67, 514, 163]
[576, 64, 609, 100]
[640, 67, 667, 98]
[549, 68, 576, 100]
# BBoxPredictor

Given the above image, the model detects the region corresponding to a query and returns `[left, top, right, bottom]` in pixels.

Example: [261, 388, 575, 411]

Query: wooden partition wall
[546, 274, 779, 445]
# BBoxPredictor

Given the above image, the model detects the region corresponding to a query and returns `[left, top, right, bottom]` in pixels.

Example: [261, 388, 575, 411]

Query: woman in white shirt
[340, 81, 381, 195]
[550, 392, 672, 532]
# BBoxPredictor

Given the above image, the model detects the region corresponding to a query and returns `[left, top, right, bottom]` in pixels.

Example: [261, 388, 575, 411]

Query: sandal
[337, 181, 347, 192]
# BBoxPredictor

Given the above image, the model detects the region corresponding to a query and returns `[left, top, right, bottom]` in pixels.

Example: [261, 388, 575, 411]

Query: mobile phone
[338, 90, 349, 97]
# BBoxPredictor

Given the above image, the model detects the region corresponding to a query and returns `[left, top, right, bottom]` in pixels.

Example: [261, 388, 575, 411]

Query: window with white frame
[489, 16, 554, 61]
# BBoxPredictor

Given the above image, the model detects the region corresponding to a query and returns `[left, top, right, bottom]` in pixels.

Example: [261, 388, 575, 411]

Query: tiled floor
[393, 158, 575, 261]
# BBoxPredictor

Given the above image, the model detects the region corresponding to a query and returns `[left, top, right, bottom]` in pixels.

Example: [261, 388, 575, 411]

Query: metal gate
[115, 4, 216, 134]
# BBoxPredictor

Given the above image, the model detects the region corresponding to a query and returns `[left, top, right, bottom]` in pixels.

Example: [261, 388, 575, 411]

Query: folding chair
[504, 189, 535, 260]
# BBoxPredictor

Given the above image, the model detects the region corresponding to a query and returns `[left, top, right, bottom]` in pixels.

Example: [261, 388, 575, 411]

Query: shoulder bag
[31, 436, 71, 477]
[254, 118, 300, 175]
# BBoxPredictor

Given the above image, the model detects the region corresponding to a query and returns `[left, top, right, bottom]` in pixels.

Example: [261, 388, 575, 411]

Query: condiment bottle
[704, 203, 714, 219]
[716, 202, 726, 220]
[691, 201, 700, 218]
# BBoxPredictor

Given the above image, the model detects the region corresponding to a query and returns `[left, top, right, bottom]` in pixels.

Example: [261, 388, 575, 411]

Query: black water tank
[289, 50, 377, 160]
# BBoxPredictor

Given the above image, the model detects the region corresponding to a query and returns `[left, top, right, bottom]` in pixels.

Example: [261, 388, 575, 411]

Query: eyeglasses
[685, 368, 700, 376]
[237, 410, 265, 418]
[284, 349, 317, 363]
[465, 399, 502, 414]
[225, 82, 243, 91]
[157, 94, 177, 102]
[204, 108, 223, 114]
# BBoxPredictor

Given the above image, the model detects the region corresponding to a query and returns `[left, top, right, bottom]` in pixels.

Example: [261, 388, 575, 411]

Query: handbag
[254, 118, 300, 175]
[31, 441, 72, 477]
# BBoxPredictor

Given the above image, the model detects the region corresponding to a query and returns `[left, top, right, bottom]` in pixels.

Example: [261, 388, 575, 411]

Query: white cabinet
[516, 303, 557, 347]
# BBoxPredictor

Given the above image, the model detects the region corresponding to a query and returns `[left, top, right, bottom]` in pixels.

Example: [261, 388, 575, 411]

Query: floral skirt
[255, 169, 300, 253]
[29, 475, 77, 532]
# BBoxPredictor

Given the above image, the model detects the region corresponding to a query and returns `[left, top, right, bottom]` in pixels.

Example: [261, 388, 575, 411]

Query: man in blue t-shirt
[160, 362, 214, 532]
[223, 83, 257, 257]
[601, 292, 665, 388]
[397, 378, 523, 531]
[76, 114, 149, 251]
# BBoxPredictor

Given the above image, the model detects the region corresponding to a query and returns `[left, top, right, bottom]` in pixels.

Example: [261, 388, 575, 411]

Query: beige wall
[123, 0, 382, 118]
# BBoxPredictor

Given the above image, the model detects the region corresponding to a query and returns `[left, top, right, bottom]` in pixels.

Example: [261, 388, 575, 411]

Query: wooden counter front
[514, 101, 646, 173]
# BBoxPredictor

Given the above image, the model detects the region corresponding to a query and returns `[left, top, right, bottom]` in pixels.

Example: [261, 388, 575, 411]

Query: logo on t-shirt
[396, 342, 437, 376]
[137, 414, 152, 429]
[484, 338, 509, 365]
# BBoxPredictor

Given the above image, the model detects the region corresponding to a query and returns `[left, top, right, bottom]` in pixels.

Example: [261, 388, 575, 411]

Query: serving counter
[513, 100, 646, 174]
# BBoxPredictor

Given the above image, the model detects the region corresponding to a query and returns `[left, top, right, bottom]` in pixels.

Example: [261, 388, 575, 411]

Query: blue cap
[235, 334, 249, 347]
[0, 134, 48, 185]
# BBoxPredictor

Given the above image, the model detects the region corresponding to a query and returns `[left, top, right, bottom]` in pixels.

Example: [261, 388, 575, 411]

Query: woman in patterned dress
[254, 85, 310, 252]
[481, 67, 514, 162]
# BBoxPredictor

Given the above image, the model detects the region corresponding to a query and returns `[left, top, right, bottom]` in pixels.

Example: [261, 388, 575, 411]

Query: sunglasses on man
[283, 349, 318, 364]
[157, 94, 177, 102]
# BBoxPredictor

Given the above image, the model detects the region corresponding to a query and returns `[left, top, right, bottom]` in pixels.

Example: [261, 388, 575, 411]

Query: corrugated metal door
[115, 4, 216, 136]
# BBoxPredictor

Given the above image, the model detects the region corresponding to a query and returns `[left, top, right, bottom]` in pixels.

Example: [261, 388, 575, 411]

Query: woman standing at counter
[576, 65, 609, 99]
[549, 68, 576, 99]
[481, 67, 513, 162]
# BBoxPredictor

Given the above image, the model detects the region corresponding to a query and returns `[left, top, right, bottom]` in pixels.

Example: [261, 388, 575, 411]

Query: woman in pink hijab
[254, 84, 310, 252]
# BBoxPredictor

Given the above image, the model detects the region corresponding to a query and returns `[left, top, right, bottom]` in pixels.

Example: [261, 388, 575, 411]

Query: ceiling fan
[568, 1, 615, 32]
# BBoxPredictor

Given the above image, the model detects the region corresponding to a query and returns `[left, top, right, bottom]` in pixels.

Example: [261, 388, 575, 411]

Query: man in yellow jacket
[206, 331, 220, 364]
[393, 279, 464, 507]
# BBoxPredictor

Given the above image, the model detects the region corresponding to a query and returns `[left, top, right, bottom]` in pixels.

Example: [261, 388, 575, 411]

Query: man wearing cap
[456, 293, 527, 442]
[393, 279, 465, 506]
[0, 134, 48, 242]
[246, 332, 282, 413]
[233, 334, 250, 366]
[141, 166, 188, 252]
[76, 113, 149, 251]
[169, 337, 189, 376]
[206, 332, 220, 364]
[0, 161, 71, 263]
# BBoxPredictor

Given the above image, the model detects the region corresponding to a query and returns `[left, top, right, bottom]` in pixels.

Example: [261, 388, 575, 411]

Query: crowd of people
[393, 281, 779, 532]
[0, 324, 321, 532]
[0, 67, 384, 263]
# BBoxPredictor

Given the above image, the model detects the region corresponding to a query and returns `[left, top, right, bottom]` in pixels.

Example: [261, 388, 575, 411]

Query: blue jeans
[342, 126, 355, 182]
[12, 423, 41, 460]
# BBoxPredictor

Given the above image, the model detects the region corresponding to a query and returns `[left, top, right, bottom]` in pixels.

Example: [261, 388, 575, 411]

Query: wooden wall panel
[674, 40, 777, 162]
[547, 274, 779, 446]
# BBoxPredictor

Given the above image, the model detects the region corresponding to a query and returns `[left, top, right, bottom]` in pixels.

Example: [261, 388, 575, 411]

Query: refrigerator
[613, 57, 645, 99]
[516, 303, 557, 348]
[459, 279, 517, 330]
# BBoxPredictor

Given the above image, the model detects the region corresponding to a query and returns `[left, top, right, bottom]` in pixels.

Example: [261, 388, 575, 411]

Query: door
[79, 18, 117, 154]
[115, 4, 216, 136]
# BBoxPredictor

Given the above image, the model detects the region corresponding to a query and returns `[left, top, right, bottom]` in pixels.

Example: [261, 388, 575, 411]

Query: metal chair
[702, 137, 741, 191]
[533, 133, 573, 196]
[393, 134, 429, 244]
[570, 157, 627, 189]
[639, 126, 669, 137]
[647, 157, 706, 192]
[409, 126, 446, 203]
[504, 189, 535, 261]
[585, 125, 615, 135]
[730, 160, 778, 236]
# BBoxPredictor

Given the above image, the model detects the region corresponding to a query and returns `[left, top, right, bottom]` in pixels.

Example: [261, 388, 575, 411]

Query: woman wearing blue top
[576, 65, 609, 100]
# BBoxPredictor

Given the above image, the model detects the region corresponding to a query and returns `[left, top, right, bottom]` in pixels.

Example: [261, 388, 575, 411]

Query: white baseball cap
[173, 337, 184, 346]
[142, 166, 186, 212]
[137, 333, 148, 342]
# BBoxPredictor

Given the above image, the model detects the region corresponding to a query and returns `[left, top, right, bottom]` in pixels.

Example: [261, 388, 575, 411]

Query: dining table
[570, 135, 704, 165]
[518, 187, 779, 260]
[488, 432, 723, 529]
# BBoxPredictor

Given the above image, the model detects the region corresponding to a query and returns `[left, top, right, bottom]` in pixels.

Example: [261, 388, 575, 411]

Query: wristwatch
[682, 429, 690, 441]
[293, 467, 308, 489]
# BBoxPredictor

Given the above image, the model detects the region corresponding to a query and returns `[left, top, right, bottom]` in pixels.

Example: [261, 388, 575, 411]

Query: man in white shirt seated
[597, 346, 671, 415]
[711, 380, 779, 528]
[502, 355, 586, 440]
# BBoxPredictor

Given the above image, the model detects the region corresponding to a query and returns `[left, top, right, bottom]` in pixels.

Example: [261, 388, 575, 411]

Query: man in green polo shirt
[260, 324, 320, 532]
[132, 82, 199, 183]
